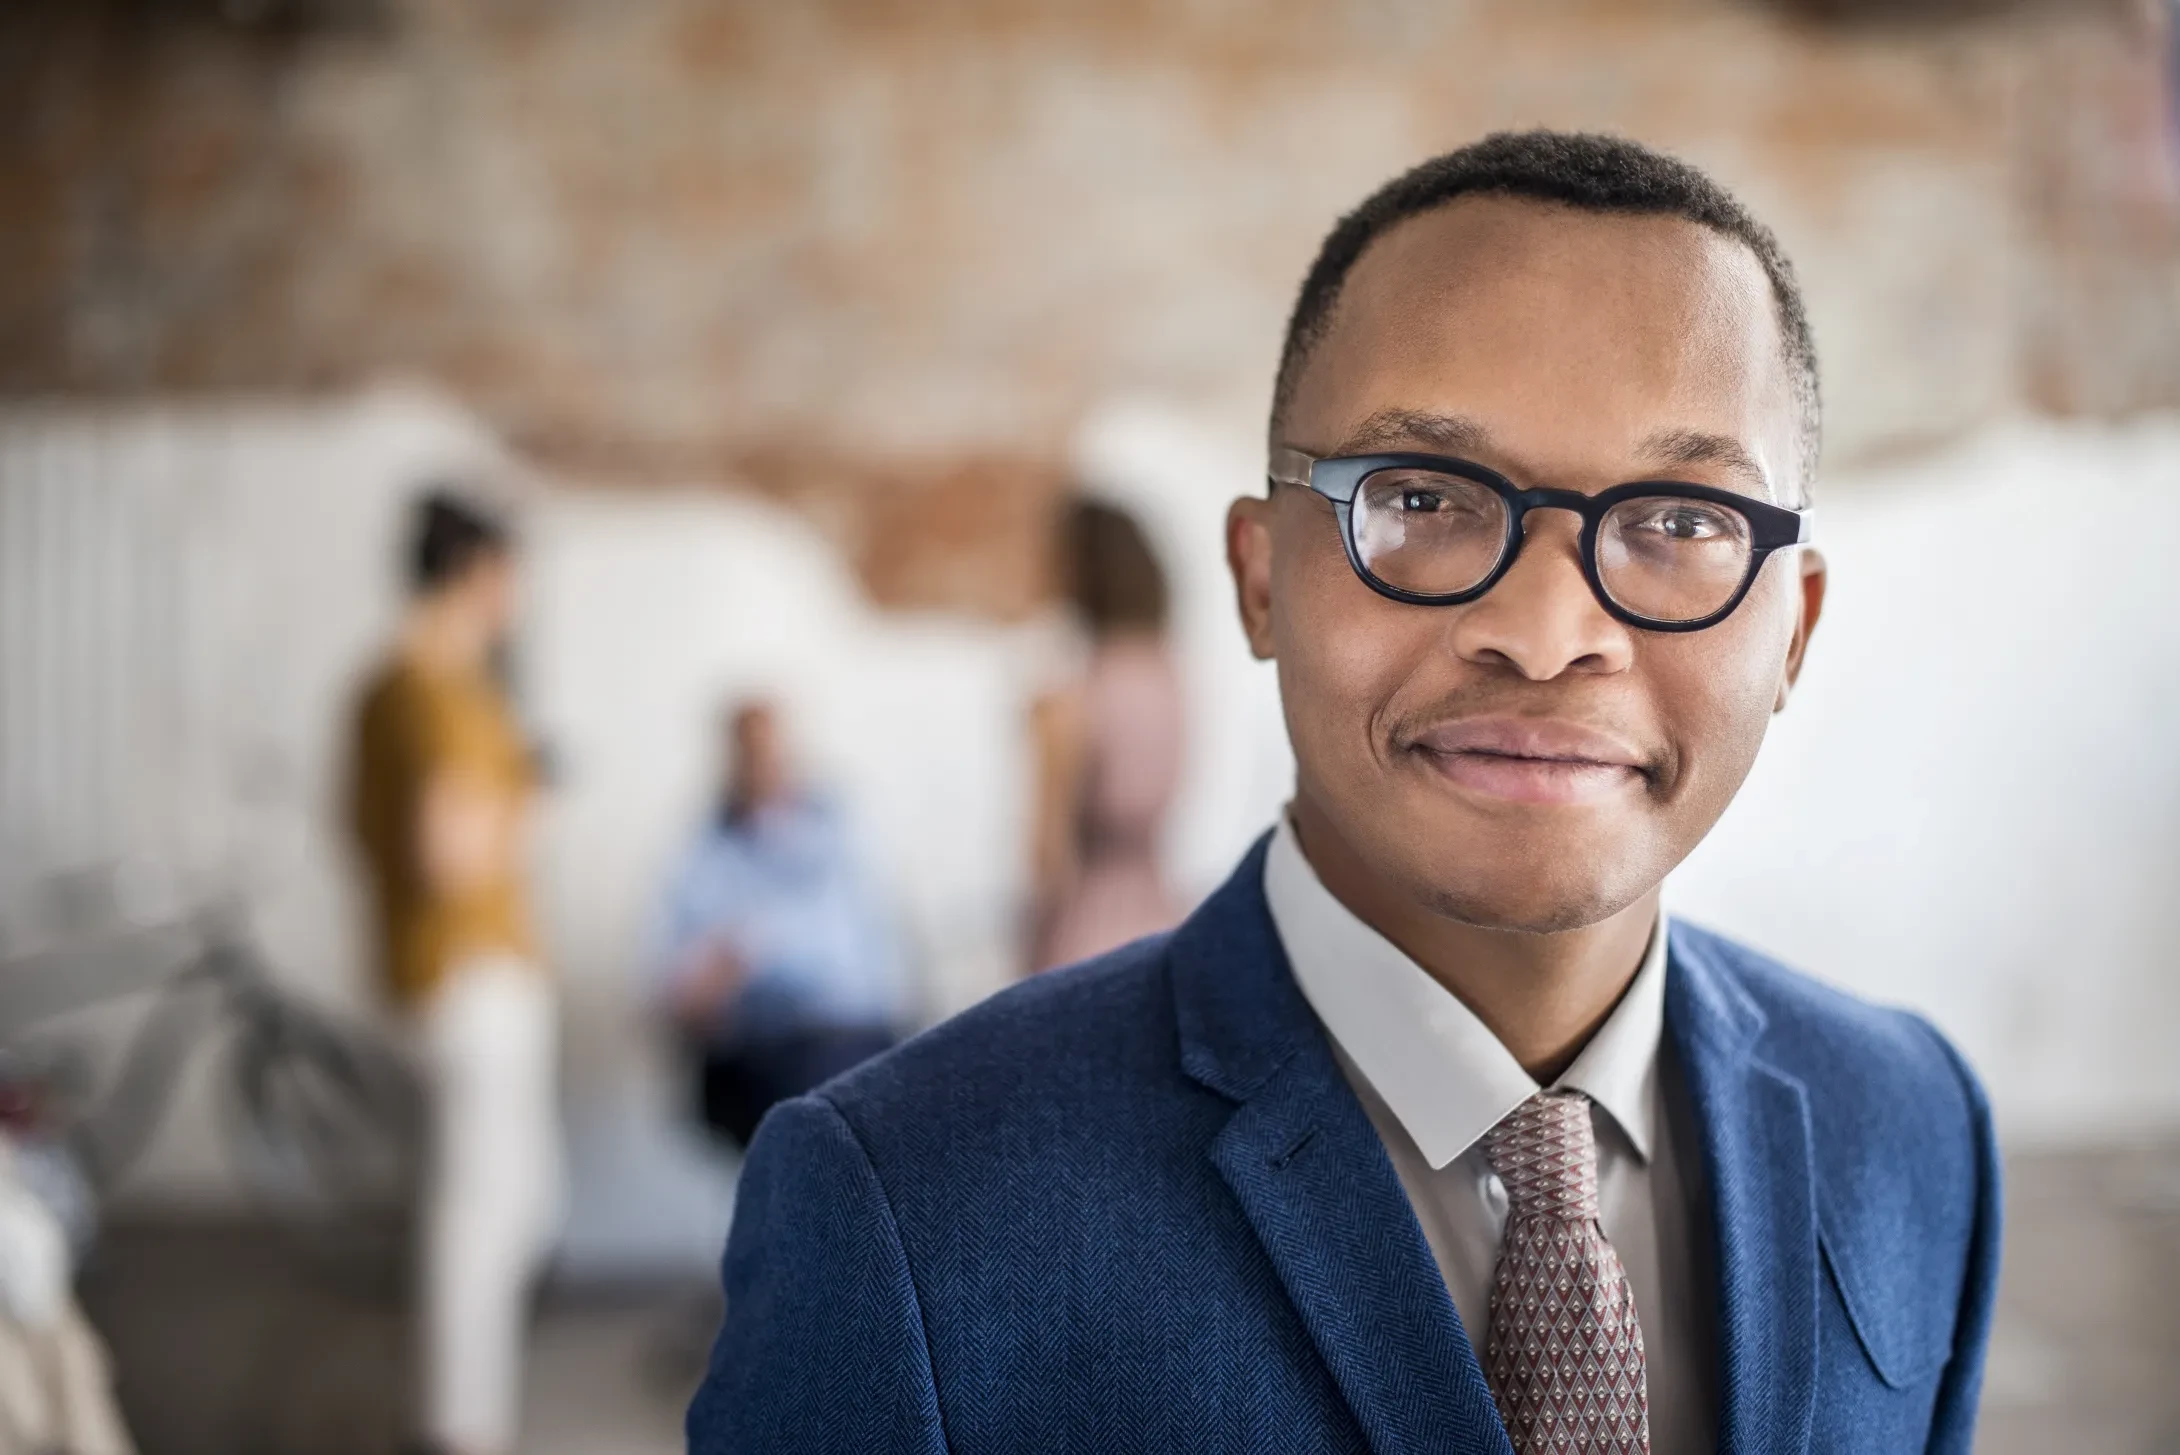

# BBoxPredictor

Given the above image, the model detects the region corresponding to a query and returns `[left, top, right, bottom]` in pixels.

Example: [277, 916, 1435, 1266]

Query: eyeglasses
[1270, 447, 1813, 633]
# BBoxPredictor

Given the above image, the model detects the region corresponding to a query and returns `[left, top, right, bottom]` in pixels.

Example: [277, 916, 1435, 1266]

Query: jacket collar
[1263, 813, 1667, 1166]
[1171, 835, 1825, 1455]
[1665, 922, 1820, 1455]
[1171, 836, 1513, 1455]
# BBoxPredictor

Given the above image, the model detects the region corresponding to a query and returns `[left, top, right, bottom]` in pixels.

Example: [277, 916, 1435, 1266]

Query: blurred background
[3, 0, 2179, 1451]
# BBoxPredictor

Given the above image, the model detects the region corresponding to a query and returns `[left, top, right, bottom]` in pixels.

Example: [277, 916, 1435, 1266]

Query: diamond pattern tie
[1482, 1091, 1649, 1454]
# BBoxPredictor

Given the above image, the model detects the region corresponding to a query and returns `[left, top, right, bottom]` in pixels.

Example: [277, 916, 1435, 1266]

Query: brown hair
[1061, 498, 1169, 638]
[408, 487, 510, 595]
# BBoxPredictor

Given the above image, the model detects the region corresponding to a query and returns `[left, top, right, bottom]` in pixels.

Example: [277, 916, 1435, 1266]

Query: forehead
[1287, 196, 1797, 495]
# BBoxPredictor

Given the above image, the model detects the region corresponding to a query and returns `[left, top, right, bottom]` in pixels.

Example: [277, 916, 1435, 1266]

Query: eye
[1630, 502, 1737, 542]
[1357, 470, 1503, 535]
[1392, 486, 1495, 524]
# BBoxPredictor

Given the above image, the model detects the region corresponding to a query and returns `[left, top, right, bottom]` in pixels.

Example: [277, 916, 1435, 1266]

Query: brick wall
[3, 0, 2174, 612]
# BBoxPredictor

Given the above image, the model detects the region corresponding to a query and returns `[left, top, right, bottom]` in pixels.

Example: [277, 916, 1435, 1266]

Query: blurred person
[347, 491, 559, 1455]
[652, 700, 905, 1151]
[0, 1137, 131, 1455]
[1026, 498, 1186, 972]
[691, 133, 1998, 1454]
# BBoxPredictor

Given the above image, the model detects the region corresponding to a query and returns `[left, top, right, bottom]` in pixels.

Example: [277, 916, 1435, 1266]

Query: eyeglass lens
[1348, 466, 1757, 624]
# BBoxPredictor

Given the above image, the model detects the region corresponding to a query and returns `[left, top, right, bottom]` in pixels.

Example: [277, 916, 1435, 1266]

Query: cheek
[1270, 523, 1423, 773]
[1654, 575, 1797, 801]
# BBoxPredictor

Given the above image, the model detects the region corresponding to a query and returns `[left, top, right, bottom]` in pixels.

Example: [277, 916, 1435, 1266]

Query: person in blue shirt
[651, 699, 905, 1149]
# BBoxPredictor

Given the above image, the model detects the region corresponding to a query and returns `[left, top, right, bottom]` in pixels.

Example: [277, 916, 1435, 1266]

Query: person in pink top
[1028, 498, 1186, 972]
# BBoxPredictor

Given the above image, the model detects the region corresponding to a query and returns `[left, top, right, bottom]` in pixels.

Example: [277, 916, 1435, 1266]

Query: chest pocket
[1817, 1220, 1956, 1387]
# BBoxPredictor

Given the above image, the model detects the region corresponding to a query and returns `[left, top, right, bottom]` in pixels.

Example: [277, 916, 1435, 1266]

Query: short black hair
[1272, 130, 1822, 495]
[407, 488, 510, 595]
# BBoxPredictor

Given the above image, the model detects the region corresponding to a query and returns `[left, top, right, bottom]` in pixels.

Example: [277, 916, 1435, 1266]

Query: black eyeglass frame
[1269, 446, 1814, 633]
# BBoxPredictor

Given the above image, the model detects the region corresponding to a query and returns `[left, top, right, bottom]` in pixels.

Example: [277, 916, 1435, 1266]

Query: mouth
[1401, 716, 1651, 807]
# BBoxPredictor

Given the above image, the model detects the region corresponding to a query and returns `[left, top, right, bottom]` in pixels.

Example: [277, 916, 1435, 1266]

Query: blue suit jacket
[688, 838, 2001, 1453]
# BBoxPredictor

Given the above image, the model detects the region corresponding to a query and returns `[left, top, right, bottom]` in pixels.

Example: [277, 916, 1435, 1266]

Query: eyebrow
[1328, 410, 1776, 500]
[1331, 408, 1495, 456]
[1634, 427, 1774, 497]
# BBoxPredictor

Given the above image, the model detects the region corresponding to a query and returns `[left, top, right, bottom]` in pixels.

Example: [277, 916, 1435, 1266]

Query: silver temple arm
[1268, 446, 1319, 491]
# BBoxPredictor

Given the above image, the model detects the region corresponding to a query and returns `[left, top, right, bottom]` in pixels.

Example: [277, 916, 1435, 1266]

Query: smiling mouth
[1411, 747, 1644, 806]
[1401, 717, 1652, 806]
[1412, 746, 1647, 805]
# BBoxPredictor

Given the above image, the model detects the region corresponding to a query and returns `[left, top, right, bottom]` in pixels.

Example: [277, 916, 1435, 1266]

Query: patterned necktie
[1482, 1091, 1649, 1454]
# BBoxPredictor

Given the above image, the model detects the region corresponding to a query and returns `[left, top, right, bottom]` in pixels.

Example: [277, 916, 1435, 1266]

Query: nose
[1443, 508, 1634, 680]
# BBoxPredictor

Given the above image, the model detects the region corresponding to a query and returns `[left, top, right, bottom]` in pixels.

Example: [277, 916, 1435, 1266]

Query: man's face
[731, 704, 790, 809]
[1229, 197, 1824, 933]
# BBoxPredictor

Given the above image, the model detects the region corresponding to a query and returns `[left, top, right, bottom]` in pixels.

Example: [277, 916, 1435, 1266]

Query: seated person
[651, 700, 906, 1149]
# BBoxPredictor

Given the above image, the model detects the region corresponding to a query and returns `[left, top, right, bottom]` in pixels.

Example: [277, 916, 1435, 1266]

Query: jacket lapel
[1666, 924, 1820, 1455]
[1172, 840, 1511, 1455]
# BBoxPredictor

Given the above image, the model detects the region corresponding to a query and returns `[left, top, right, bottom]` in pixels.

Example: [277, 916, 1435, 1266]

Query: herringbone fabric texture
[1483, 1091, 1649, 1454]
[688, 843, 2003, 1454]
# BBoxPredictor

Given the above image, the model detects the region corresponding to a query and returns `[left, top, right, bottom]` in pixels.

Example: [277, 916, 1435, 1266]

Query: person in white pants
[415, 955, 561, 1454]
[348, 491, 562, 1455]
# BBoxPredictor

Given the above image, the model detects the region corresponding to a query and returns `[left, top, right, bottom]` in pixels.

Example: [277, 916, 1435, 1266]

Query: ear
[1773, 547, 1827, 713]
[1226, 494, 1278, 661]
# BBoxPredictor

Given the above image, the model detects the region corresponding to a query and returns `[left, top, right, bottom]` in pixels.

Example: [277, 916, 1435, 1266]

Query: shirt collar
[1263, 814, 1666, 1170]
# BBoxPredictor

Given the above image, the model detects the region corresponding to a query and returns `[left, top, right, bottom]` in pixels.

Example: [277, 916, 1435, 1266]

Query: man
[348, 491, 559, 1455]
[688, 132, 1999, 1454]
[652, 700, 905, 1149]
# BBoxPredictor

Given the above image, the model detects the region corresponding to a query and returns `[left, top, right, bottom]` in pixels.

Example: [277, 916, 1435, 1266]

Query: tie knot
[1484, 1091, 1601, 1221]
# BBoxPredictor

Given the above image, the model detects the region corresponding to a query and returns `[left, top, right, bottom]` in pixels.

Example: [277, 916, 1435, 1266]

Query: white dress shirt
[1263, 816, 1717, 1454]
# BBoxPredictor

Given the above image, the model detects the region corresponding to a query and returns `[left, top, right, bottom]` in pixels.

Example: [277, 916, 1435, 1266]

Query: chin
[1396, 818, 1657, 935]
[1419, 879, 1630, 936]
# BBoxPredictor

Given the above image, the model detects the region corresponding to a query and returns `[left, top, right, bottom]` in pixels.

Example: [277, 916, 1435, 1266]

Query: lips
[1403, 716, 1650, 806]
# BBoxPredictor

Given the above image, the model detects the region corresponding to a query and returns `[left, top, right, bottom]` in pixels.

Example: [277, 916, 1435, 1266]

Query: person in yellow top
[347, 491, 559, 1455]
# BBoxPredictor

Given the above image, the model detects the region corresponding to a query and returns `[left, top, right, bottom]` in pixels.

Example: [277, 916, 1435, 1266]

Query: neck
[1289, 794, 1658, 1084]
[726, 785, 792, 821]
[401, 595, 491, 677]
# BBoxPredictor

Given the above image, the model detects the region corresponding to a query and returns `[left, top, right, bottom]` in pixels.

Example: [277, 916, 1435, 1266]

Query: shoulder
[791, 793, 858, 848]
[393, 668, 518, 764]
[796, 789, 845, 822]
[1670, 921, 2002, 1395]
[351, 659, 434, 756]
[775, 930, 1232, 1292]
[806, 932, 1209, 1206]
[1671, 920, 1984, 1120]
[822, 932, 1181, 1132]
[351, 657, 409, 721]
[662, 820, 733, 888]
[1670, 920, 1995, 1282]
[353, 658, 459, 733]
